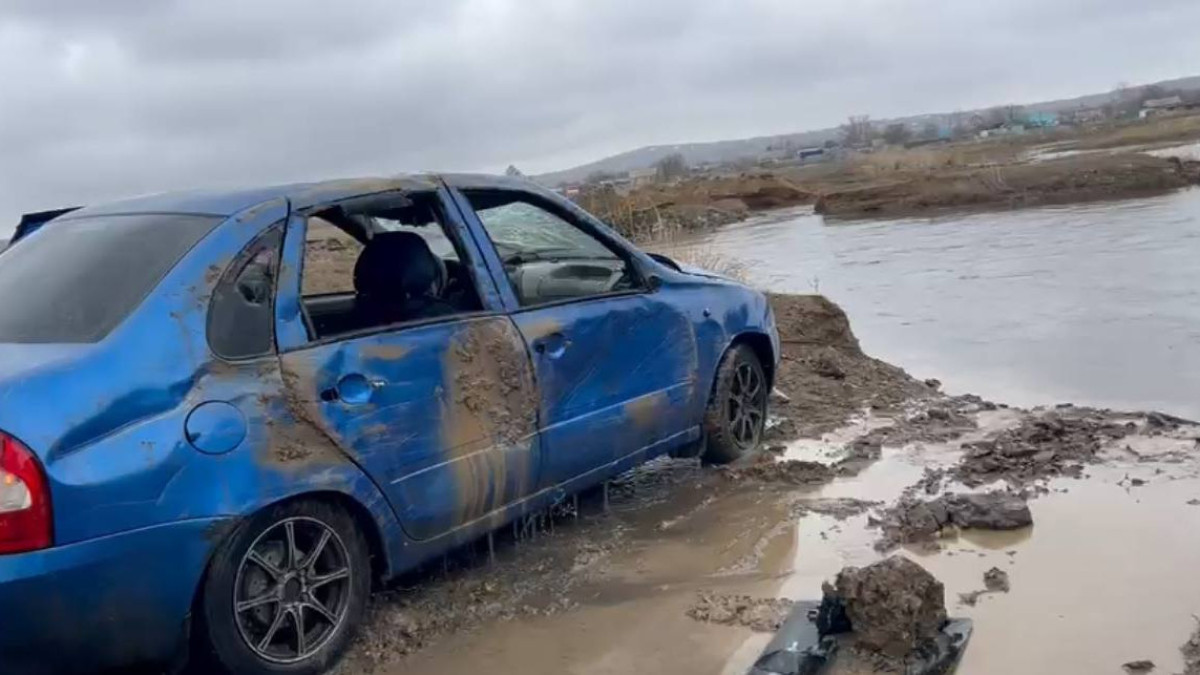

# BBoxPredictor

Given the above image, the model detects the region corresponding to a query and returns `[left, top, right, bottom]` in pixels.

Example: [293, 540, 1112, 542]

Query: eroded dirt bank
[337, 294, 1200, 675]
[576, 115, 1200, 233]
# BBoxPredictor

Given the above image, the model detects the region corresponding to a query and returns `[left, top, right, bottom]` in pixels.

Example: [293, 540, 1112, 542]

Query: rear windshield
[0, 213, 221, 343]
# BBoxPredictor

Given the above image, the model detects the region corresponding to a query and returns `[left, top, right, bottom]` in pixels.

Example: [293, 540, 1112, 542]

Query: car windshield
[472, 201, 613, 259]
[0, 213, 220, 343]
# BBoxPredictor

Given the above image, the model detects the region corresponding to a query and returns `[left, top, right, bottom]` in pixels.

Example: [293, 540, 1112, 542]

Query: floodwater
[677, 188, 1200, 419]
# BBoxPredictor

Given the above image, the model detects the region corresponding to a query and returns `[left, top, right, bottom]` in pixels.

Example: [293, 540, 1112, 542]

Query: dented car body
[0, 174, 778, 674]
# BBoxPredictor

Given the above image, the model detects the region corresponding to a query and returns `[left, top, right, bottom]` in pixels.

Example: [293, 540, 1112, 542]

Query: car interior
[462, 190, 643, 307]
[299, 194, 483, 340]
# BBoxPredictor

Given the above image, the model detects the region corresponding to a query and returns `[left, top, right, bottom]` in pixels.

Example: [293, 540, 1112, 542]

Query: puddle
[735, 434, 1200, 675]
[1148, 141, 1200, 161]
[366, 413, 1200, 675]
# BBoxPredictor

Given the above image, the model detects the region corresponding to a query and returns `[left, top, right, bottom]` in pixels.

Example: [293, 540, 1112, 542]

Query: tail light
[0, 432, 52, 554]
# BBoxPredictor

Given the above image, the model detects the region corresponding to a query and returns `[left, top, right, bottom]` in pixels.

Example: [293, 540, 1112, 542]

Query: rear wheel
[702, 344, 768, 464]
[196, 500, 370, 675]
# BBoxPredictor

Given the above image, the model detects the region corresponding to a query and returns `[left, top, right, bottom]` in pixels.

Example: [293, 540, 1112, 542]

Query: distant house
[1064, 107, 1107, 125]
[628, 167, 657, 187]
[1024, 111, 1059, 128]
[1140, 96, 1186, 118]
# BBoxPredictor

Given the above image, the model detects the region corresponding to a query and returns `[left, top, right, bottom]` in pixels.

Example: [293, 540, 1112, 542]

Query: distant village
[550, 82, 1200, 196]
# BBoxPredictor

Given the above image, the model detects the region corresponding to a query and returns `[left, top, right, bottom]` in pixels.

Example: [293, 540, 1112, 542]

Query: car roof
[59, 174, 451, 220]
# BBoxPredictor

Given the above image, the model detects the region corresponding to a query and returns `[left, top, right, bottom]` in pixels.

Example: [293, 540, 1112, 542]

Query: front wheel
[196, 499, 371, 675]
[702, 344, 768, 464]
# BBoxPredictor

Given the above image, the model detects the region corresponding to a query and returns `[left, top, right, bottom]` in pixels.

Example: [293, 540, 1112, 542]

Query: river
[678, 187, 1200, 419]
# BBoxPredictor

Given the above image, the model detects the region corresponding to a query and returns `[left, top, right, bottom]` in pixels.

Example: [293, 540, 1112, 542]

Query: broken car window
[297, 193, 483, 340]
[464, 190, 643, 307]
[208, 224, 283, 359]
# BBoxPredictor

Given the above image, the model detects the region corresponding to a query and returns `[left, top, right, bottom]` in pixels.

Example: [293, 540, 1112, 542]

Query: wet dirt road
[340, 402, 1200, 674]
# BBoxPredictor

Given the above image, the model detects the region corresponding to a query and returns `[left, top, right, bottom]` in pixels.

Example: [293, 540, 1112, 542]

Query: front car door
[445, 180, 701, 490]
[273, 184, 542, 542]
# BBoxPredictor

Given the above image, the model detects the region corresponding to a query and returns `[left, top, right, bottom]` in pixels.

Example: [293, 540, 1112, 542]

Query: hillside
[536, 127, 839, 187]
[535, 74, 1200, 187]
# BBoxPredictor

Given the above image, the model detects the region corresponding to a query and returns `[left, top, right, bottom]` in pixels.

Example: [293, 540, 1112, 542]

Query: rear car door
[447, 184, 700, 490]
[273, 187, 543, 542]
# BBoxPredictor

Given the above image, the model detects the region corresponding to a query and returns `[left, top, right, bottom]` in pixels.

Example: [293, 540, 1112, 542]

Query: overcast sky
[2, 0, 1199, 233]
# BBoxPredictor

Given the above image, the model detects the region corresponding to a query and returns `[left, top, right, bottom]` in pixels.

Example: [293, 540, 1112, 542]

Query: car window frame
[458, 188, 651, 314]
[279, 189, 502, 353]
[206, 221, 285, 361]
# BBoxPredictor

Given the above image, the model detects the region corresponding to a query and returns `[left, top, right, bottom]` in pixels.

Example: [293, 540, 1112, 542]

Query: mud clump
[983, 567, 1010, 592]
[765, 294, 932, 440]
[721, 458, 834, 486]
[794, 497, 880, 520]
[954, 410, 1137, 486]
[821, 556, 948, 659]
[686, 592, 796, 633]
[874, 492, 1032, 551]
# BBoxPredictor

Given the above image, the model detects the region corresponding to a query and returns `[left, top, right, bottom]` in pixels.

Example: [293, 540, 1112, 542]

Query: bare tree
[654, 153, 688, 181]
[883, 123, 912, 146]
[840, 115, 875, 147]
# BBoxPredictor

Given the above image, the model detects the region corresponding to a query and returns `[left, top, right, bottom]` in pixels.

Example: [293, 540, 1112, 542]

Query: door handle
[533, 332, 569, 358]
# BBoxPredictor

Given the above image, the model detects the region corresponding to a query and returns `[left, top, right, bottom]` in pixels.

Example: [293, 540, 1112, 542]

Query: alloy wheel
[726, 361, 766, 449]
[232, 516, 353, 664]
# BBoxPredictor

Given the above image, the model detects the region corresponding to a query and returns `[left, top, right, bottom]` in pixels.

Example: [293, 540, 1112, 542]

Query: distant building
[1140, 96, 1187, 118]
[1024, 111, 1059, 128]
[628, 167, 657, 187]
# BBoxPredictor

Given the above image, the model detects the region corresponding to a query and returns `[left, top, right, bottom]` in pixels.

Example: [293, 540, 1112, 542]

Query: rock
[944, 492, 1033, 530]
[924, 378, 942, 390]
[958, 590, 984, 607]
[813, 352, 847, 380]
[875, 492, 1032, 551]
[1122, 660, 1156, 673]
[823, 556, 947, 658]
[983, 567, 1010, 592]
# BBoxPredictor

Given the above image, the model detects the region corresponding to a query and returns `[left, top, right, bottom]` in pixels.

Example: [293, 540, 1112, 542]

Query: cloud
[2, 0, 1199, 231]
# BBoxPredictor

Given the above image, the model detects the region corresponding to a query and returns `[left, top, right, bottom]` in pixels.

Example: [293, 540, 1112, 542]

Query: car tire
[702, 344, 768, 465]
[195, 499, 371, 675]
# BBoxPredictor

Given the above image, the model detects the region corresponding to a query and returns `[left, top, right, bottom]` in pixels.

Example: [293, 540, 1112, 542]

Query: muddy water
[676, 189, 1200, 419]
[757, 419, 1200, 674]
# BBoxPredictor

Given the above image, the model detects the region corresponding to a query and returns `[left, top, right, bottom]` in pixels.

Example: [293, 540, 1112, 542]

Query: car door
[273, 187, 543, 542]
[447, 184, 701, 490]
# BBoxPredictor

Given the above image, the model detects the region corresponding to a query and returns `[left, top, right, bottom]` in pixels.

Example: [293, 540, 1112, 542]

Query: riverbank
[576, 114, 1200, 234]
[335, 292, 1200, 675]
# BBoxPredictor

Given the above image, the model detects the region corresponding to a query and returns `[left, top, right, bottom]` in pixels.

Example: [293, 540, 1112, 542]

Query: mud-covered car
[0, 174, 778, 675]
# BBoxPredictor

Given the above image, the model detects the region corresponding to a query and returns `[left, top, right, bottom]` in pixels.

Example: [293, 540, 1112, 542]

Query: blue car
[0, 174, 779, 675]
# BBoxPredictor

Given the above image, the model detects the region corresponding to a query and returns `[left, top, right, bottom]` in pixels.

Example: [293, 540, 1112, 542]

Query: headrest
[353, 231, 445, 300]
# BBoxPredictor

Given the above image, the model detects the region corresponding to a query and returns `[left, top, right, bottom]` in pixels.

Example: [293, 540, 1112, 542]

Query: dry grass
[1071, 113, 1200, 150]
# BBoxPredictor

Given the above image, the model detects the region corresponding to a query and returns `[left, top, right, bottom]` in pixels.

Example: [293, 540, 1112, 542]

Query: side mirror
[646, 274, 663, 292]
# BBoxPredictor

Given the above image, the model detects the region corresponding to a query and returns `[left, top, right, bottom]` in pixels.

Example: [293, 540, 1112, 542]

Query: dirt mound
[874, 492, 1032, 551]
[686, 592, 796, 633]
[813, 153, 1200, 220]
[821, 556, 947, 658]
[766, 294, 932, 439]
[768, 293, 861, 354]
[954, 409, 1137, 486]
